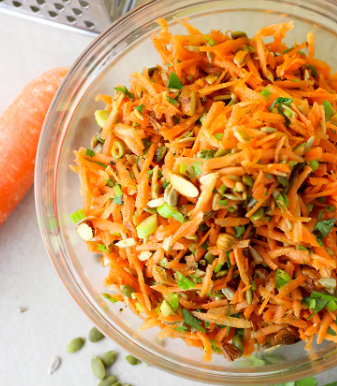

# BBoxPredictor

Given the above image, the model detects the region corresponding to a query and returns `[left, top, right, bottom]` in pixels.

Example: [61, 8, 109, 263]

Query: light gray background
[0, 12, 336, 386]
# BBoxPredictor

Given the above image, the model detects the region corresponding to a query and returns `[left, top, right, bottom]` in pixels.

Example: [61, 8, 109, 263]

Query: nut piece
[76, 220, 94, 241]
[138, 251, 152, 261]
[168, 172, 199, 198]
[115, 238, 136, 248]
[216, 233, 238, 251]
[147, 197, 165, 208]
[263, 327, 300, 349]
[212, 193, 223, 211]
[152, 265, 175, 285]
[222, 343, 241, 362]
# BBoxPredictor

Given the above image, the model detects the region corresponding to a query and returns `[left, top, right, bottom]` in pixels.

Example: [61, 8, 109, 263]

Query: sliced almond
[138, 251, 152, 261]
[76, 221, 94, 241]
[147, 197, 165, 208]
[115, 238, 136, 248]
[168, 172, 199, 198]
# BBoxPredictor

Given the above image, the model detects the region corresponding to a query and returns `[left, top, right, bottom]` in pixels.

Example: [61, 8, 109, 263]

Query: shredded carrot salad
[71, 19, 337, 362]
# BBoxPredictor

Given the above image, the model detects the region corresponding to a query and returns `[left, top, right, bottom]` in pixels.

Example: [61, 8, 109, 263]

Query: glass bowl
[35, 0, 337, 384]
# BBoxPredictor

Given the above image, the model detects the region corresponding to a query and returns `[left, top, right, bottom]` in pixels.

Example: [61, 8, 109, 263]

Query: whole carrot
[0, 67, 68, 227]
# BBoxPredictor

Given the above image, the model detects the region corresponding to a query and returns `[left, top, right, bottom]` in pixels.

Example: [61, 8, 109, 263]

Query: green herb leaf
[70, 209, 86, 223]
[182, 308, 205, 332]
[234, 226, 245, 239]
[168, 72, 183, 89]
[242, 45, 255, 52]
[193, 162, 203, 176]
[167, 96, 180, 105]
[162, 179, 170, 189]
[102, 293, 118, 303]
[97, 244, 107, 253]
[176, 272, 195, 290]
[260, 86, 272, 100]
[86, 148, 95, 158]
[296, 377, 318, 386]
[314, 218, 335, 238]
[169, 293, 179, 311]
[210, 339, 222, 353]
[134, 104, 145, 113]
[148, 169, 163, 178]
[322, 100, 334, 121]
[133, 122, 139, 127]
[269, 97, 293, 112]
[302, 292, 337, 319]
[114, 86, 135, 99]
[275, 269, 291, 290]
[173, 325, 188, 332]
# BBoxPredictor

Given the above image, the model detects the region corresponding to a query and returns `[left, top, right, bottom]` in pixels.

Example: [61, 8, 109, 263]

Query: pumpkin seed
[102, 351, 117, 368]
[91, 355, 106, 380]
[17, 307, 27, 313]
[125, 355, 141, 365]
[205, 74, 218, 85]
[66, 337, 85, 353]
[48, 356, 61, 375]
[231, 31, 247, 39]
[213, 94, 231, 101]
[98, 375, 117, 386]
[154, 146, 167, 163]
[89, 327, 105, 342]
[176, 136, 195, 143]
[164, 184, 178, 206]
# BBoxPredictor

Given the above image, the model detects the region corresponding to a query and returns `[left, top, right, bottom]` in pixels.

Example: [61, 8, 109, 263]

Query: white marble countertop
[0, 12, 336, 386]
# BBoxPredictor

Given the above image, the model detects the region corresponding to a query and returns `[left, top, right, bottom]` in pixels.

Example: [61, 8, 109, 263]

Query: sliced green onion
[214, 133, 224, 140]
[136, 214, 158, 239]
[70, 209, 86, 223]
[114, 184, 123, 197]
[111, 140, 124, 159]
[160, 300, 175, 316]
[157, 203, 184, 223]
[94, 110, 110, 128]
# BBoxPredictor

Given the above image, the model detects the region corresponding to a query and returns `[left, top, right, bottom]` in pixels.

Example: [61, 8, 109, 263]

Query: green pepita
[98, 375, 117, 386]
[232, 335, 244, 356]
[125, 355, 141, 365]
[102, 351, 117, 368]
[89, 327, 105, 343]
[121, 284, 135, 298]
[66, 337, 85, 353]
[91, 355, 106, 380]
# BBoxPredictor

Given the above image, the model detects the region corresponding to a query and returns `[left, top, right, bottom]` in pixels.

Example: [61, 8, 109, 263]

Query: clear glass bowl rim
[35, 0, 337, 384]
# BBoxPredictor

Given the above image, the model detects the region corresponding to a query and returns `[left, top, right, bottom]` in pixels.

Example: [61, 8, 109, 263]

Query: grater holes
[12, 1, 22, 7]
[54, 3, 64, 11]
[84, 21, 94, 30]
[72, 8, 82, 16]
[79, 0, 89, 8]
[36, 0, 45, 5]
[48, 11, 58, 18]
[30, 5, 40, 13]
[66, 15, 76, 24]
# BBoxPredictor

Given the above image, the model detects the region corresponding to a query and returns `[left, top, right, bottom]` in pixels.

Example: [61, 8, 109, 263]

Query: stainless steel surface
[0, 0, 140, 35]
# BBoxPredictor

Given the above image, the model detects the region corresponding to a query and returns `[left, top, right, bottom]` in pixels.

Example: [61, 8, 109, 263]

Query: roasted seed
[213, 94, 232, 101]
[89, 327, 105, 342]
[231, 31, 247, 39]
[91, 355, 105, 380]
[235, 182, 245, 192]
[242, 175, 253, 187]
[148, 197, 165, 208]
[125, 355, 141, 365]
[121, 285, 135, 298]
[232, 335, 244, 355]
[134, 109, 144, 121]
[102, 351, 117, 368]
[138, 251, 152, 261]
[115, 238, 136, 248]
[66, 337, 85, 353]
[248, 246, 263, 264]
[98, 375, 117, 386]
[222, 343, 241, 361]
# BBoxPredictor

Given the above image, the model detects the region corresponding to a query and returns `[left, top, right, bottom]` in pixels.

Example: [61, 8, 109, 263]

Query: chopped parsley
[85, 148, 95, 158]
[275, 269, 291, 290]
[182, 309, 205, 332]
[314, 218, 335, 238]
[168, 72, 183, 89]
[234, 226, 245, 239]
[114, 85, 135, 99]
[134, 104, 145, 113]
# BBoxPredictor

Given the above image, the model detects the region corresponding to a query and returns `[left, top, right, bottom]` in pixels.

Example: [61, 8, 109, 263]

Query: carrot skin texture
[0, 67, 68, 226]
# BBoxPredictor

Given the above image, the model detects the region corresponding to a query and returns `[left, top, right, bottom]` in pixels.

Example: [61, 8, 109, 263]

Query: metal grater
[0, 0, 141, 35]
